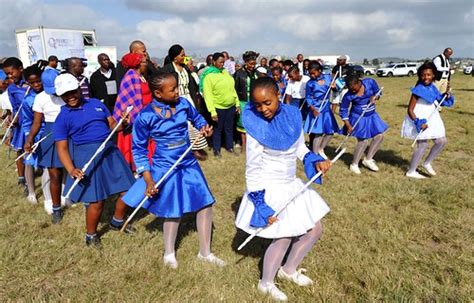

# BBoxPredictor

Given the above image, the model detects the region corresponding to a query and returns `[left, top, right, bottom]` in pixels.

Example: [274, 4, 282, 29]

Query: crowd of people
[0, 41, 455, 301]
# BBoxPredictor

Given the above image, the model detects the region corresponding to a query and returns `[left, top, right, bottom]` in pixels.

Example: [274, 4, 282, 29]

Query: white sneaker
[44, 199, 53, 215]
[257, 281, 288, 301]
[318, 149, 328, 160]
[362, 158, 379, 172]
[197, 252, 226, 267]
[406, 171, 427, 179]
[422, 163, 436, 176]
[350, 163, 361, 174]
[277, 267, 313, 286]
[163, 253, 178, 269]
[27, 194, 38, 205]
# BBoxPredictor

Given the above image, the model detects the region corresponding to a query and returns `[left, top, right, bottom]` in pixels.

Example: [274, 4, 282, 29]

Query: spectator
[116, 40, 158, 85]
[234, 50, 259, 152]
[201, 52, 240, 157]
[161, 44, 209, 160]
[296, 53, 304, 74]
[433, 48, 453, 93]
[66, 57, 90, 99]
[113, 53, 153, 171]
[331, 55, 351, 112]
[259, 57, 268, 69]
[89, 53, 118, 112]
[223, 51, 236, 75]
[47, 55, 58, 69]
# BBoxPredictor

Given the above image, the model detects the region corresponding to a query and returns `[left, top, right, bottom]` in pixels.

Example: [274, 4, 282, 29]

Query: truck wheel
[365, 71, 371, 76]
[407, 71, 414, 77]
[387, 72, 393, 77]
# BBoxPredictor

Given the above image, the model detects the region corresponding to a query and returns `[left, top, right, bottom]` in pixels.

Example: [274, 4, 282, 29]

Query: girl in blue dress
[21, 65, 45, 204]
[339, 74, 388, 174]
[53, 73, 136, 247]
[3, 57, 28, 191]
[303, 61, 340, 159]
[123, 71, 225, 269]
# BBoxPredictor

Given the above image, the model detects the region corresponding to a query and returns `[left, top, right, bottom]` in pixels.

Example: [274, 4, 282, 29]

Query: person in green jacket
[201, 52, 240, 157]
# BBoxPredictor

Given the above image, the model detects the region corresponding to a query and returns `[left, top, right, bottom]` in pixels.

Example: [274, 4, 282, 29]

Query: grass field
[1, 74, 473, 302]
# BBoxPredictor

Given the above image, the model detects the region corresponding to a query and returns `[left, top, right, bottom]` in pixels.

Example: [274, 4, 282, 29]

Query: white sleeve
[433, 56, 449, 72]
[1, 92, 12, 110]
[245, 134, 265, 192]
[295, 130, 310, 161]
[32, 94, 44, 113]
[284, 82, 292, 96]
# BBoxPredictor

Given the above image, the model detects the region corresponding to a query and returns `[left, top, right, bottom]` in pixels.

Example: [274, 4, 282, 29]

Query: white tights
[261, 222, 323, 284]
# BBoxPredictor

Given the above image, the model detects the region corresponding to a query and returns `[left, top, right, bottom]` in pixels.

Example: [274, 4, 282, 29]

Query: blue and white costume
[303, 74, 340, 135]
[8, 80, 28, 150]
[235, 103, 330, 238]
[123, 97, 215, 218]
[339, 78, 388, 139]
[54, 98, 135, 203]
[401, 83, 454, 140]
[21, 89, 43, 166]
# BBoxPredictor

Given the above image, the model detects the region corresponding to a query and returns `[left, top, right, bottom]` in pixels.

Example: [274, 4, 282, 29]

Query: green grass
[1, 74, 473, 302]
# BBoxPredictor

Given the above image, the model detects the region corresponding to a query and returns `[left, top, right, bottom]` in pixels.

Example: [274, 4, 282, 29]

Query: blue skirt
[37, 122, 63, 168]
[123, 162, 215, 218]
[11, 125, 25, 151]
[304, 108, 340, 135]
[341, 111, 388, 139]
[64, 141, 135, 203]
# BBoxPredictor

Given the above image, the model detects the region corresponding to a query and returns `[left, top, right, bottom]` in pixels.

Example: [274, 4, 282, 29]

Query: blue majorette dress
[303, 74, 340, 135]
[339, 78, 388, 139]
[21, 89, 44, 166]
[54, 98, 135, 203]
[235, 103, 330, 238]
[7, 80, 28, 151]
[122, 97, 215, 218]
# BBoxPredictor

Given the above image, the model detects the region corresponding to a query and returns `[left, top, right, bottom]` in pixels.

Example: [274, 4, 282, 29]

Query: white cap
[54, 73, 79, 96]
[256, 66, 267, 74]
[338, 55, 348, 60]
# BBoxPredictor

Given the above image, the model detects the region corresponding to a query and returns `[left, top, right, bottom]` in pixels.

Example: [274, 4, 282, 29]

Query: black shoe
[51, 210, 64, 224]
[86, 235, 102, 248]
[226, 148, 234, 153]
[213, 150, 221, 158]
[109, 223, 136, 235]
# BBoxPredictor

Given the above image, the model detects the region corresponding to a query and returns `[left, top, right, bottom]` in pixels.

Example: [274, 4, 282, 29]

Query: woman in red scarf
[114, 53, 154, 171]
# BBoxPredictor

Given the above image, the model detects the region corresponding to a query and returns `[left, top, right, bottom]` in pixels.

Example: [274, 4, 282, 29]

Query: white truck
[376, 63, 419, 77]
[15, 26, 97, 67]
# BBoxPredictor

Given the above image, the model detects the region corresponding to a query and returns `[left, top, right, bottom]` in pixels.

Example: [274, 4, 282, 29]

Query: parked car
[376, 63, 418, 77]
[463, 65, 473, 75]
[361, 65, 377, 75]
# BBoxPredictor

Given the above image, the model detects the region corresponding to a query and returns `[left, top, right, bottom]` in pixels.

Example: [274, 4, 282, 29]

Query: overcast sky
[0, 0, 472, 61]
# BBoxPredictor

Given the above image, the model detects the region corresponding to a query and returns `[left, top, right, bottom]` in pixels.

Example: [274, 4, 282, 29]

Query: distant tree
[363, 58, 369, 65]
[372, 58, 379, 66]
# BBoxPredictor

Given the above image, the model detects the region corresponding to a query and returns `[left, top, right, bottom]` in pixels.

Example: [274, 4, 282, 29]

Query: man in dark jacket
[116, 40, 158, 86]
[90, 53, 118, 112]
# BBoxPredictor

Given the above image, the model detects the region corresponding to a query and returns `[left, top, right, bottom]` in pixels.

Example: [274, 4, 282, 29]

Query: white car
[464, 65, 473, 75]
[376, 63, 418, 77]
[361, 65, 377, 75]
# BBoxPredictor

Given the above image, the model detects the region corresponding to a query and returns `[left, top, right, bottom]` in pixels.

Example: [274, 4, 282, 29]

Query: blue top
[132, 97, 208, 174]
[339, 78, 380, 120]
[411, 82, 455, 107]
[8, 80, 28, 114]
[305, 74, 332, 112]
[21, 90, 41, 134]
[276, 78, 287, 99]
[54, 98, 111, 145]
[242, 102, 302, 151]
